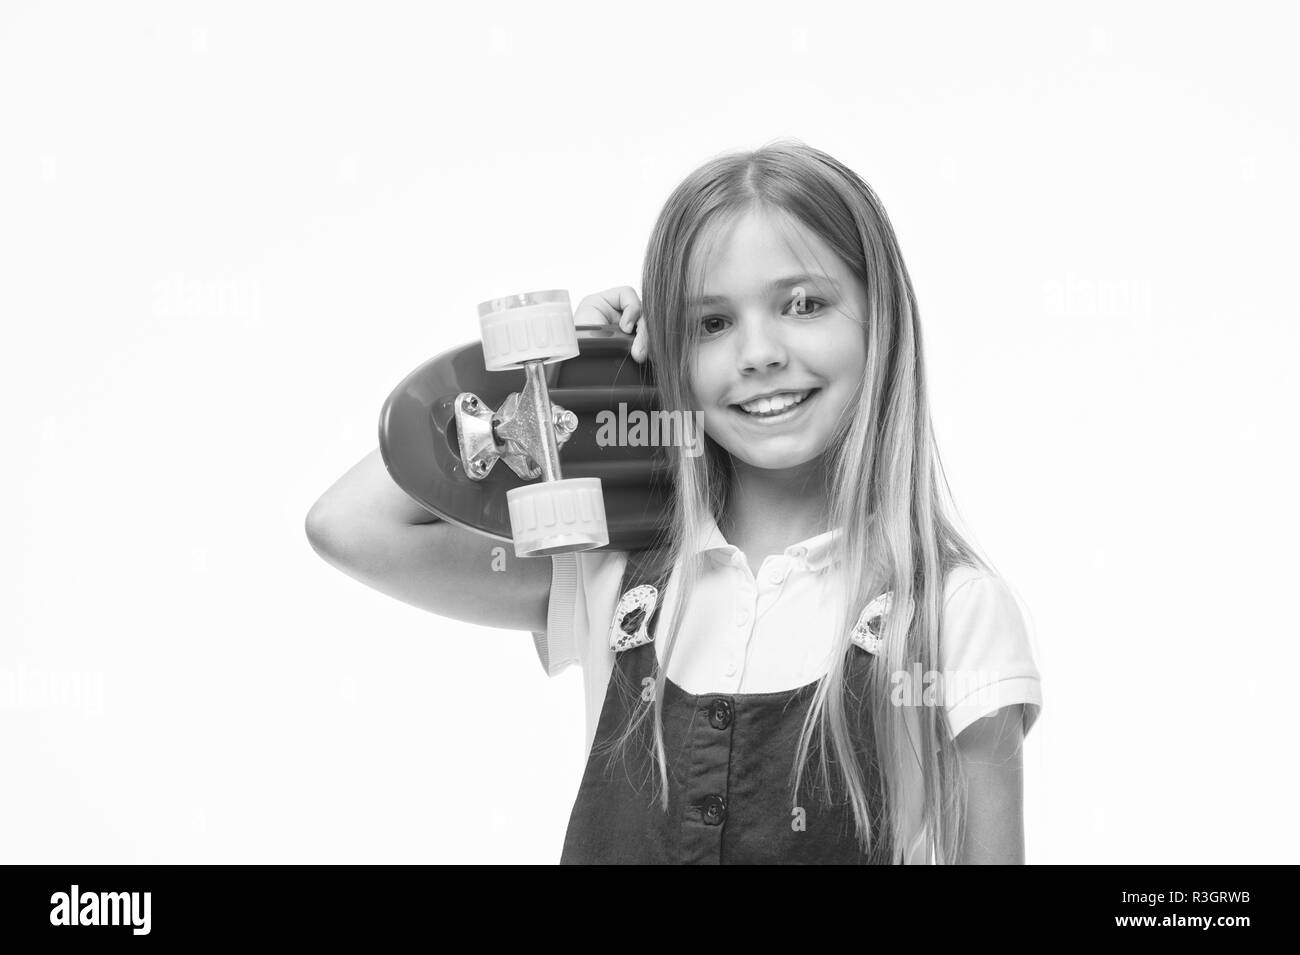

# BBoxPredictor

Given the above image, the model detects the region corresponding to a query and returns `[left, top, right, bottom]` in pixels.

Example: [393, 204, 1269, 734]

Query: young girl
[307, 139, 1043, 865]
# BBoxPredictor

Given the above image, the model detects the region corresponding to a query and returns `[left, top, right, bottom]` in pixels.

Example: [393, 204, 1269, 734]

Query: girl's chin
[724, 447, 825, 473]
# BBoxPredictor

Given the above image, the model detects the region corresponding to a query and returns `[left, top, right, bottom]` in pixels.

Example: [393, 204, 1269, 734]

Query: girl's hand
[576, 286, 648, 364]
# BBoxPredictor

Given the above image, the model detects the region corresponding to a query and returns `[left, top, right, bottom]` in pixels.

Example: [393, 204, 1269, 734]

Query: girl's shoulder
[940, 563, 1027, 628]
[942, 562, 1001, 602]
[937, 563, 1037, 660]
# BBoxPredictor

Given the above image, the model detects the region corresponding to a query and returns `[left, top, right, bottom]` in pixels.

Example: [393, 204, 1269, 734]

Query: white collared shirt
[533, 513, 1044, 863]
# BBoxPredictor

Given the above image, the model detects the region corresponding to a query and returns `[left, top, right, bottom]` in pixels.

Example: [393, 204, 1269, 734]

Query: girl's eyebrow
[688, 273, 838, 306]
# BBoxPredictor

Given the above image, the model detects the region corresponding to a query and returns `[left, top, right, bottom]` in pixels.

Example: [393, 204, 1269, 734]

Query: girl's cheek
[686, 358, 709, 403]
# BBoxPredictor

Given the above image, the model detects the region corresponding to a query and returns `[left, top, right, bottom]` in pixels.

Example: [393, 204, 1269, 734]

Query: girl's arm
[955, 704, 1027, 864]
[305, 448, 554, 633]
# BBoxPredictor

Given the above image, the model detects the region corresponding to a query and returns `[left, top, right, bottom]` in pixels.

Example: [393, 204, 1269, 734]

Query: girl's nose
[736, 313, 788, 373]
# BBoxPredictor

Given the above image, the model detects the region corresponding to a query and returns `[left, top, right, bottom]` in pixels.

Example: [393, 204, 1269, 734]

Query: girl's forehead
[688, 209, 834, 291]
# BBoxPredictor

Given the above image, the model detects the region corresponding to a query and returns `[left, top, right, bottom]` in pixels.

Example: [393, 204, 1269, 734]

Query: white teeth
[738, 390, 811, 415]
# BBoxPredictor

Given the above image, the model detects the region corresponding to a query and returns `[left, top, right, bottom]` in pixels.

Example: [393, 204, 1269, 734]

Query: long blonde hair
[615, 139, 995, 864]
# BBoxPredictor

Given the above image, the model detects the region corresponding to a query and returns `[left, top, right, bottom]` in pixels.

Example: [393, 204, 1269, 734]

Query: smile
[730, 389, 820, 423]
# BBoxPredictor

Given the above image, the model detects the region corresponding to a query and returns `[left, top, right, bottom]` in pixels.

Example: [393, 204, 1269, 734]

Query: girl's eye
[699, 300, 825, 335]
[787, 296, 826, 317]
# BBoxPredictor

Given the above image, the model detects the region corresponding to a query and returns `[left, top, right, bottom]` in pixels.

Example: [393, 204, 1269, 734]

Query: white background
[2, 0, 1296, 864]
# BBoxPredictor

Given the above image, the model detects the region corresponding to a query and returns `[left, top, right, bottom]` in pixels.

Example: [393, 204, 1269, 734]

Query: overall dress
[560, 548, 895, 865]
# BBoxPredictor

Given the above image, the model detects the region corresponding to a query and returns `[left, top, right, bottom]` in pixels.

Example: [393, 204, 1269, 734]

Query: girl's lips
[729, 388, 820, 425]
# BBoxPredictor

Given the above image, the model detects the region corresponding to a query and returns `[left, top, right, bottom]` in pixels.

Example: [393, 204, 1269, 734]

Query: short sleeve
[939, 569, 1043, 740]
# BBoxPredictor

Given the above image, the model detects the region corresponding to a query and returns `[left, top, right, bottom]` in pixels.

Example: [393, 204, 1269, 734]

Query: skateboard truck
[455, 389, 578, 482]
[454, 290, 610, 558]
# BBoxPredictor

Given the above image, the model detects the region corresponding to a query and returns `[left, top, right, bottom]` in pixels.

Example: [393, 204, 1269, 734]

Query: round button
[789, 546, 807, 559]
[708, 698, 733, 730]
[701, 794, 727, 826]
[767, 568, 786, 585]
[724, 660, 737, 677]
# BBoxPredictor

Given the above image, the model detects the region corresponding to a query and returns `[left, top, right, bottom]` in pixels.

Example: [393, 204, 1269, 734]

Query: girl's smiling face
[686, 207, 869, 475]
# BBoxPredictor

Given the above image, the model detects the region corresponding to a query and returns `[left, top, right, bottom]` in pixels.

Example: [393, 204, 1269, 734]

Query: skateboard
[379, 289, 674, 557]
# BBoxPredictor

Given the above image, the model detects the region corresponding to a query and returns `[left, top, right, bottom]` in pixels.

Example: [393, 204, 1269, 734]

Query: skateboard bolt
[461, 396, 480, 412]
[556, 410, 577, 433]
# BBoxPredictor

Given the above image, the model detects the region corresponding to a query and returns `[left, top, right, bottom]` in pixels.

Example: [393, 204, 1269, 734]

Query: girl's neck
[719, 455, 832, 549]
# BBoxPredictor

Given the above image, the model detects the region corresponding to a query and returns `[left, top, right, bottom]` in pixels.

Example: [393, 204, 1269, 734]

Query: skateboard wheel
[477, 290, 579, 371]
[506, 477, 609, 557]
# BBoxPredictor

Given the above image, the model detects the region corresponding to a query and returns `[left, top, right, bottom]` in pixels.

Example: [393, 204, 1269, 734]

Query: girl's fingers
[615, 289, 641, 332]
[582, 288, 643, 350]
[579, 287, 639, 327]
[605, 287, 639, 328]
[579, 295, 618, 325]
[620, 300, 641, 333]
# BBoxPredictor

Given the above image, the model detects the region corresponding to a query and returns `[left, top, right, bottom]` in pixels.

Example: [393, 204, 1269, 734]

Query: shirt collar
[693, 512, 841, 573]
